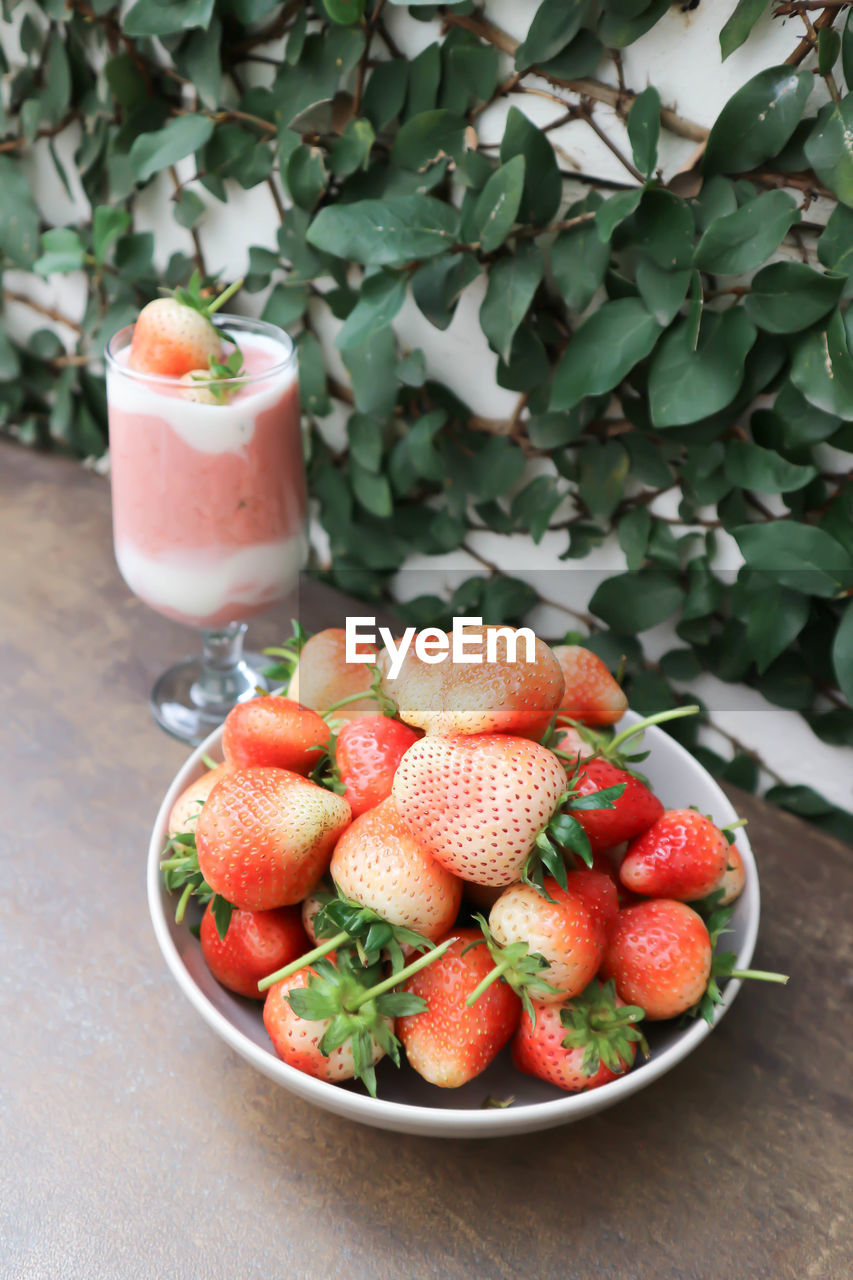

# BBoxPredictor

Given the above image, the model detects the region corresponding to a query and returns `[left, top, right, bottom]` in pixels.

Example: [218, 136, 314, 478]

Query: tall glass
[106, 315, 305, 744]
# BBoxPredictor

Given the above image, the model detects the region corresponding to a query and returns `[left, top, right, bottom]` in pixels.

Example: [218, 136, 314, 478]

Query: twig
[2, 290, 83, 334]
[580, 102, 645, 184]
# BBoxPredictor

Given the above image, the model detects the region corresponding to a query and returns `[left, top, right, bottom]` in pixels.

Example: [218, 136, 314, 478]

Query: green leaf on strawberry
[560, 979, 649, 1076]
[263, 619, 310, 686]
[464, 914, 558, 1023]
[160, 830, 235, 939]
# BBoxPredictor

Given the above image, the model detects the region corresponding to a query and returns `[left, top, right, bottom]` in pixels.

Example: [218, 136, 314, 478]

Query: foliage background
[1, 0, 853, 837]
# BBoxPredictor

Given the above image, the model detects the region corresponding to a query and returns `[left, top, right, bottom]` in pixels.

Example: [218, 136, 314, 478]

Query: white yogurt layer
[116, 535, 306, 620]
[107, 333, 297, 456]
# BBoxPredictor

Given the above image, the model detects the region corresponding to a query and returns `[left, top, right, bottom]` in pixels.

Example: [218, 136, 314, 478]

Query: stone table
[1, 444, 851, 1280]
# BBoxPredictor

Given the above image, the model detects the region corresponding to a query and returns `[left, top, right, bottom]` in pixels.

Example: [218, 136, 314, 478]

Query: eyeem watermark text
[345, 616, 536, 680]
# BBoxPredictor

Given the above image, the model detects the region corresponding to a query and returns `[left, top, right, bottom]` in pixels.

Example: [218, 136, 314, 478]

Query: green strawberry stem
[257, 930, 349, 992]
[205, 277, 243, 316]
[175, 882, 194, 924]
[729, 968, 789, 984]
[321, 688, 379, 718]
[607, 704, 700, 751]
[349, 935, 457, 1009]
[465, 955, 513, 1008]
[201, 753, 219, 770]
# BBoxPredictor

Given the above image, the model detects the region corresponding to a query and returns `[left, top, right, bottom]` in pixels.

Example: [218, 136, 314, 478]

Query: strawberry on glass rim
[106, 275, 306, 745]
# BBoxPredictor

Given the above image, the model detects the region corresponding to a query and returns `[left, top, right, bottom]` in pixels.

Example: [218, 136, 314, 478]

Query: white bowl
[148, 713, 760, 1138]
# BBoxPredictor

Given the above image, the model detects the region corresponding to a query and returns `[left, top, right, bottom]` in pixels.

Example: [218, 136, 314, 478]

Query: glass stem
[190, 623, 259, 715]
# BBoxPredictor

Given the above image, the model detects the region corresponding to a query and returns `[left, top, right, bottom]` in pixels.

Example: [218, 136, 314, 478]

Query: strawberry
[335, 715, 422, 817]
[301, 882, 333, 943]
[564, 868, 620, 938]
[619, 809, 731, 901]
[128, 273, 241, 377]
[385, 624, 564, 738]
[568, 758, 663, 855]
[196, 766, 351, 911]
[263, 939, 456, 1094]
[167, 762, 230, 837]
[200, 902, 308, 1000]
[553, 644, 628, 727]
[488, 879, 604, 1003]
[396, 929, 521, 1087]
[289, 627, 380, 723]
[330, 798, 462, 943]
[602, 899, 713, 1020]
[513, 979, 647, 1093]
[222, 696, 328, 775]
[715, 842, 746, 906]
[391, 734, 567, 887]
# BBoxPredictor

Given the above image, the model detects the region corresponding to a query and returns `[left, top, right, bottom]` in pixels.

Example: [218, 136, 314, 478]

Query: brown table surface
[1, 443, 851, 1280]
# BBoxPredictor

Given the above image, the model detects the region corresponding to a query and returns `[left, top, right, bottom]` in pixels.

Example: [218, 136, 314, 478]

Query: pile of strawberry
[162, 624, 784, 1102]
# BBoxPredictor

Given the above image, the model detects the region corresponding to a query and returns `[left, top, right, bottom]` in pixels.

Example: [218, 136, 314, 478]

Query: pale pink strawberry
[330, 798, 462, 942]
[553, 644, 628, 727]
[391, 733, 567, 886]
[489, 879, 604, 1003]
[715, 843, 746, 906]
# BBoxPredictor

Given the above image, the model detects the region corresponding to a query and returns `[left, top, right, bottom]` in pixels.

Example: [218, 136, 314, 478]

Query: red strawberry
[714, 842, 746, 905]
[167, 762, 230, 837]
[564, 868, 620, 938]
[330, 798, 462, 942]
[335, 715, 422, 817]
[553, 644, 628, 727]
[200, 902, 308, 1000]
[222, 696, 328, 775]
[620, 809, 730, 901]
[569, 758, 663, 854]
[392, 733, 567, 886]
[263, 960, 392, 1088]
[513, 979, 646, 1093]
[196, 766, 351, 910]
[385, 624, 564, 739]
[397, 929, 521, 1087]
[289, 627, 379, 722]
[602, 899, 712, 1020]
[489, 879, 604, 1002]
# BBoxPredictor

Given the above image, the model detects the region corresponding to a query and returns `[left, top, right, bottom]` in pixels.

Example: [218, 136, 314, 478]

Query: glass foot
[151, 650, 269, 746]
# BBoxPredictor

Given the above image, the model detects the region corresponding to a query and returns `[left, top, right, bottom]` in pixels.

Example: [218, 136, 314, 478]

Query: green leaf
[636, 260, 690, 327]
[92, 207, 131, 265]
[693, 190, 800, 275]
[511, 476, 564, 543]
[472, 156, 525, 254]
[804, 97, 853, 206]
[724, 441, 817, 494]
[538, 30, 603, 80]
[632, 190, 694, 269]
[514, 0, 589, 71]
[411, 254, 479, 330]
[350, 459, 393, 517]
[744, 262, 844, 334]
[479, 243, 544, 363]
[595, 187, 643, 242]
[720, 0, 767, 60]
[0, 156, 40, 267]
[818, 27, 841, 77]
[262, 283, 308, 328]
[363, 59, 408, 132]
[34, 227, 85, 277]
[392, 110, 466, 171]
[743, 587, 810, 674]
[321, 0, 366, 22]
[329, 118, 375, 178]
[286, 144, 328, 210]
[341, 328, 398, 417]
[590, 571, 684, 633]
[844, 11, 853, 90]
[598, 0, 670, 48]
[773, 381, 839, 447]
[832, 602, 853, 706]
[179, 20, 222, 110]
[306, 196, 460, 266]
[704, 67, 812, 176]
[336, 271, 407, 350]
[500, 106, 561, 225]
[551, 299, 660, 410]
[649, 310, 757, 428]
[129, 114, 213, 183]
[551, 204, 609, 313]
[41, 30, 71, 126]
[627, 86, 660, 177]
[578, 441, 629, 522]
[790, 310, 853, 418]
[818, 204, 853, 277]
[123, 0, 214, 36]
[733, 522, 852, 598]
[618, 506, 652, 570]
[297, 331, 331, 417]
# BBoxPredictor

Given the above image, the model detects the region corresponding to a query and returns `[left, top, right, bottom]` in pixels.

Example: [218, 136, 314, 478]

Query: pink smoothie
[108, 332, 306, 627]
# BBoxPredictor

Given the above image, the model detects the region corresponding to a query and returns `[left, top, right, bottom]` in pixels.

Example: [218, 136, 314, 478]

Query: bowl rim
[147, 713, 760, 1137]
